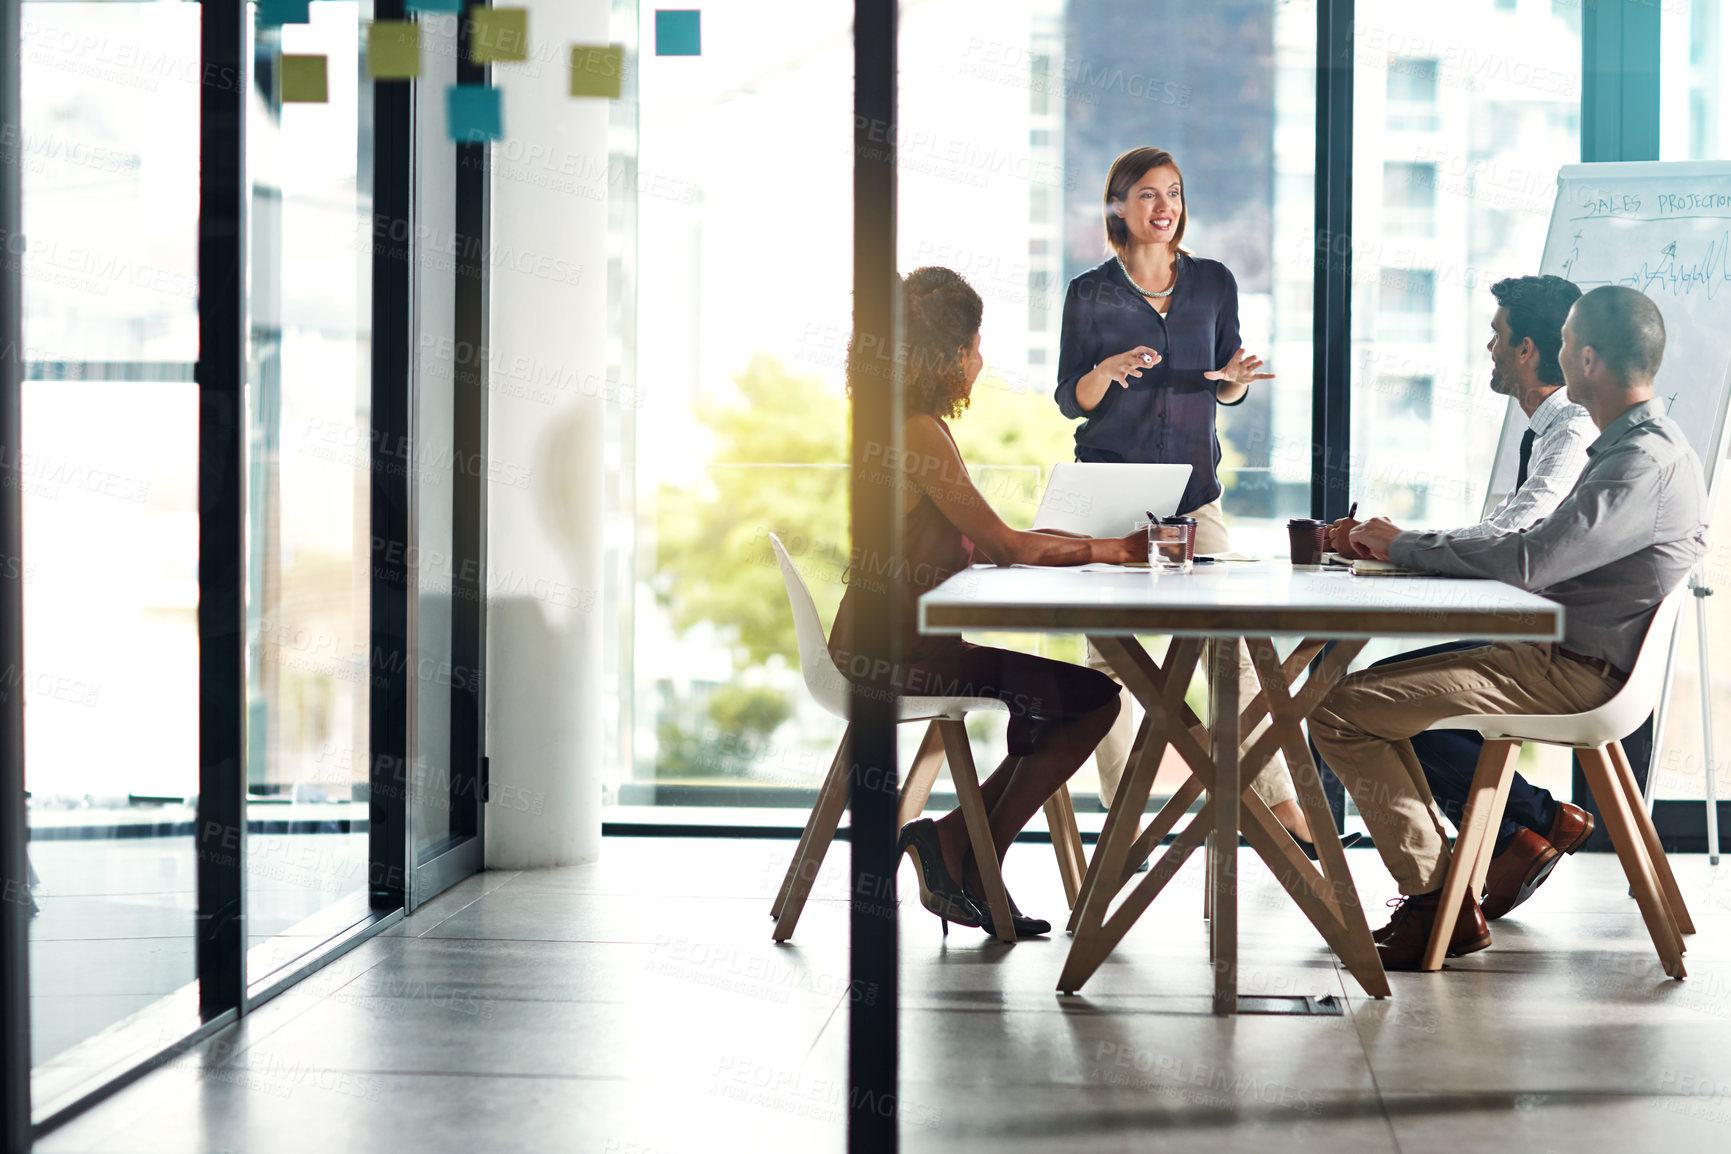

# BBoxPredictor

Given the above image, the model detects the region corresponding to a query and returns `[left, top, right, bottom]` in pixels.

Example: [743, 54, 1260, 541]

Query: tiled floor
[35, 836, 1731, 1153]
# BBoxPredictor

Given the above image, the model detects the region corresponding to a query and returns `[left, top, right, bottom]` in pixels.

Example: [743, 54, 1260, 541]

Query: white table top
[918, 562, 1563, 640]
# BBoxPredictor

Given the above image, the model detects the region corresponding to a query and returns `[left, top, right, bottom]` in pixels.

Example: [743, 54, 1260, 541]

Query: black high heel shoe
[898, 820, 982, 934]
[959, 848, 1050, 938]
[1293, 829, 1363, 861]
[973, 891, 1051, 938]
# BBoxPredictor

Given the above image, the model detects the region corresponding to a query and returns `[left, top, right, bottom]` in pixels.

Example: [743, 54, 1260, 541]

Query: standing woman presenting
[1055, 146, 1321, 849]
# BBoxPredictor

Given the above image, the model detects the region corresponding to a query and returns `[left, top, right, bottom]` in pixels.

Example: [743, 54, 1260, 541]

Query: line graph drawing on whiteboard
[1568, 231, 1731, 302]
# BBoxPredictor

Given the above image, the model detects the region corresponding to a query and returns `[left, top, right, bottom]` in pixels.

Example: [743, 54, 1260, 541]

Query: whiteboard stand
[1642, 566, 1719, 865]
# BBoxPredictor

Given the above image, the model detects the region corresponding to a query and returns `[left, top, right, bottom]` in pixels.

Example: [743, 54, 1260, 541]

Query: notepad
[1350, 559, 1426, 577]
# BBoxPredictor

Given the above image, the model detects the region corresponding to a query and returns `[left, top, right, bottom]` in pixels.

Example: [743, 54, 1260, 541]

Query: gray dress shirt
[1390, 398, 1709, 672]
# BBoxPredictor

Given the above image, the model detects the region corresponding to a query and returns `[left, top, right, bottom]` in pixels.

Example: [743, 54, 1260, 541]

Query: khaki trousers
[1308, 641, 1621, 895]
[1091, 497, 1297, 810]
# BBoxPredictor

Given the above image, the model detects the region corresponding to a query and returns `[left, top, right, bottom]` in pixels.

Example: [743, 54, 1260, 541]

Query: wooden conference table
[918, 561, 1563, 1014]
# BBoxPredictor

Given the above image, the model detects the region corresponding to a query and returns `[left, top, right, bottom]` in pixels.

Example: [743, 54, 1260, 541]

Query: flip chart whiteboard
[1484, 161, 1731, 510]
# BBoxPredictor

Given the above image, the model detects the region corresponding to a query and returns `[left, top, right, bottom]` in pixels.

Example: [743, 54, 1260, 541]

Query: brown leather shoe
[1479, 828, 1563, 920]
[1545, 801, 1595, 854]
[1374, 888, 1490, 971]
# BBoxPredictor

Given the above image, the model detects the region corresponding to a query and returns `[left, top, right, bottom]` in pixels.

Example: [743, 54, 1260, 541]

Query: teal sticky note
[406, 0, 463, 12]
[258, 0, 311, 27]
[447, 84, 503, 144]
[655, 10, 700, 56]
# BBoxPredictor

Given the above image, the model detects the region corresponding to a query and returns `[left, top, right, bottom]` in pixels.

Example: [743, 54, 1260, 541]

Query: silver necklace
[1115, 253, 1176, 298]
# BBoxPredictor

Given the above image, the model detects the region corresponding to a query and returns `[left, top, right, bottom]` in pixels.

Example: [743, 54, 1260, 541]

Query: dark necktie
[1516, 428, 1537, 489]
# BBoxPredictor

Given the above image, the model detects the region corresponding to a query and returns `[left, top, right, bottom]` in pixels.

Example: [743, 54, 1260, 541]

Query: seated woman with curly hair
[828, 266, 1147, 938]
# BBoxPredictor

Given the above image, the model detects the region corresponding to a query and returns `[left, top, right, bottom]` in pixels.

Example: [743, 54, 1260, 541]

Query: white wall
[485, 0, 611, 867]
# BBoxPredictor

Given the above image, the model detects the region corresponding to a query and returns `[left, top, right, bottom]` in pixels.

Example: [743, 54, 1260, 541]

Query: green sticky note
[280, 54, 328, 103]
[367, 21, 421, 80]
[570, 44, 624, 99]
[471, 7, 529, 64]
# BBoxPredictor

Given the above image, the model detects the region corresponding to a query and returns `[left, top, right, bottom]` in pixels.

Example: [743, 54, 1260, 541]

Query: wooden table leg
[1210, 639, 1239, 1016]
[1243, 638, 1388, 998]
[1060, 635, 1204, 994]
[1067, 714, 1152, 934]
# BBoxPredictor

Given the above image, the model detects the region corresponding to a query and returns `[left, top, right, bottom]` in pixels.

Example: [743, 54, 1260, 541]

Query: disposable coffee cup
[1286, 518, 1326, 567]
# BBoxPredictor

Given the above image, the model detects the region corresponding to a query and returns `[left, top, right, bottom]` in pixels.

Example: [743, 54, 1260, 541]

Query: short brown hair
[1570, 285, 1666, 379]
[1103, 147, 1188, 256]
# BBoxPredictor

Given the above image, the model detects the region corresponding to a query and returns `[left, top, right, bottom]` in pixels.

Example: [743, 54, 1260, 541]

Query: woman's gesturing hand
[1098, 346, 1162, 388]
[1203, 347, 1275, 389]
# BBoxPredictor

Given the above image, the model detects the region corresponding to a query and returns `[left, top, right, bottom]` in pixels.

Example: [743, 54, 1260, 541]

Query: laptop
[1031, 463, 1193, 537]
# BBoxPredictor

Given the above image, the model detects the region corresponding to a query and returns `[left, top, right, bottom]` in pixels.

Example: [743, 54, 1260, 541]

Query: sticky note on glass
[280, 54, 328, 103]
[471, 7, 529, 64]
[655, 10, 701, 56]
[258, 0, 311, 28]
[447, 84, 503, 143]
[367, 21, 421, 80]
[406, 0, 462, 12]
[570, 44, 624, 99]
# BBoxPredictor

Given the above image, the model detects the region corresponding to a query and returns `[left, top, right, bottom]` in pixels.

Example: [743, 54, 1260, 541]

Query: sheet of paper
[1200, 552, 1260, 562]
[279, 54, 328, 103]
[368, 21, 421, 80]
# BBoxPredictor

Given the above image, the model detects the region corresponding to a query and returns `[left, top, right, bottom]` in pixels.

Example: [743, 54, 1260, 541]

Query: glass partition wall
[3, 0, 486, 1134]
[1346, 0, 1585, 800]
[610, 0, 1320, 816]
[18, 0, 203, 1112]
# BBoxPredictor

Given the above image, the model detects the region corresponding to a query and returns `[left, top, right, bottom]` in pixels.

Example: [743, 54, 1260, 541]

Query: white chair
[1421, 587, 1693, 976]
[764, 533, 1088, 944]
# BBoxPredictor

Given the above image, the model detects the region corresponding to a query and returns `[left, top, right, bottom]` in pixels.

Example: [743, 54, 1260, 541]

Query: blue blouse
[1054, 254, 1246, 515]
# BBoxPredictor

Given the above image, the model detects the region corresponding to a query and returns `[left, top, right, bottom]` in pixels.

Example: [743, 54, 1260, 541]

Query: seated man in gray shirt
[1311, 285, 1709, 971]
[1321, 276, 1601, 921]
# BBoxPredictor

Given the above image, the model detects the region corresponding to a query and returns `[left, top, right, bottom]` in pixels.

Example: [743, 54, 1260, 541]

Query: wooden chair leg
[1044, 796, 1079, 908]
[1421, 739, 1521, 972]
[1581, 746, 1686, 978]
[939, 719, 1015, 943]
[1608, 739, 1695, 936]
[897, 721, 948, 829]
[1044, 786, 1086, 909]
[1470, 753, 1519, 898]
[772, 729, 853, 941]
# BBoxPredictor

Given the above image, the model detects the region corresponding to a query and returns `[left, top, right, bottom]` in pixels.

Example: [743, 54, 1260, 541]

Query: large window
[1348, 0, 1583, 792]
[19, 0, 202, 1107]
[1654, 1, 1731, 811]
[244, 0, 373, 983]
[607, 0, 1317, 809]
